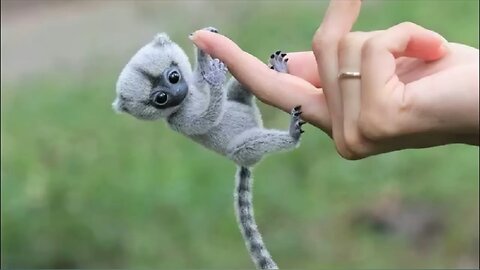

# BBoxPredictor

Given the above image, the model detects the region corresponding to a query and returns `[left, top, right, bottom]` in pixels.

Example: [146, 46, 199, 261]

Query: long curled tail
[234, 166, 278, 269]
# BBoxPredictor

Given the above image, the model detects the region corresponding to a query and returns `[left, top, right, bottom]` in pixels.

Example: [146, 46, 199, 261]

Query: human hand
[190, 0, 479, 159]
[310, 0, 479, 158]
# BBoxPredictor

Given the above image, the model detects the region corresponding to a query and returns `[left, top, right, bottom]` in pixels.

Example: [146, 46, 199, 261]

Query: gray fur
[113, 28, 303, 269]
[235, 166, 278, 269]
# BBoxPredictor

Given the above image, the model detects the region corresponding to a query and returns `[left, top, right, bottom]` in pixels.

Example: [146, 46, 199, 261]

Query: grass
[1, 0, 479, 268]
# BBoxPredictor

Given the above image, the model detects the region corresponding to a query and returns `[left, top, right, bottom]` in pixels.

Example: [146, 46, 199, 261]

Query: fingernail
[439, 43, 450, 55]
[429, 30, 448, 44]
[189, 32, 204, 49]
[438, 34, 448, 44]
[189, 31, 208, 50]
[429, 30, 449, 54]
[188, 31, 197, 41]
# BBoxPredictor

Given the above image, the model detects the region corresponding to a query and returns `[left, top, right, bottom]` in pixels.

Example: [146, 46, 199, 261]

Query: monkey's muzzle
[149, 84, 188, 109]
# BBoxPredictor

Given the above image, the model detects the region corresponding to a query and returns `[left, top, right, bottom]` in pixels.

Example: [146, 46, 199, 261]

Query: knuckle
[334, 141, 353, 160]
[336, 146, 361, 161]
[343, 129, 368, 160]
[332, 134, 363, 161]
[338, 32, 365, 55]
[396, 21, 418, 31]
[331, 134, 352, 160]
[312, 31, 336, 55]
[361, 36, 382, 59]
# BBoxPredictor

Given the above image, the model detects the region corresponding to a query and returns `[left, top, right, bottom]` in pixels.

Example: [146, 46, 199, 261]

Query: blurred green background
[1, 0, 479, 268]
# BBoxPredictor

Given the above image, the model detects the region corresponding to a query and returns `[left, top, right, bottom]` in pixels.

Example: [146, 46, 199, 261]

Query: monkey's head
[113, 33, 193, 120]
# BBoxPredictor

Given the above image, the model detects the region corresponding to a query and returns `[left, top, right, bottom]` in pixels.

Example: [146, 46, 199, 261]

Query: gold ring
[338, 71, 361, 79]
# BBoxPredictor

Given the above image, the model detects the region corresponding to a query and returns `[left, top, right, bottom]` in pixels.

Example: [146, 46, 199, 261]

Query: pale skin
[190, 0, 479, 160]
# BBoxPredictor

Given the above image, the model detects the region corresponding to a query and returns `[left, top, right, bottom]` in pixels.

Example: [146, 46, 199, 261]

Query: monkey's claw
[268, 50, 289, 73]
[290, 105, 305, 140]
[203, 26, 219, 33]
[203, 58, 227, 87]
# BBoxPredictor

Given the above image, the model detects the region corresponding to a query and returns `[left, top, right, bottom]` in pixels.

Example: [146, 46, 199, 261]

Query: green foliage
[2, 1, 478, 268]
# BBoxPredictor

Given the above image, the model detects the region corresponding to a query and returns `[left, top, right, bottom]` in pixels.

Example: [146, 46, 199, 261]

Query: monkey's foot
[290, 105, 306, 141]
[203, 26, 219, 33]
[269, 50, 288, 73]
[203, 58, 227, 87]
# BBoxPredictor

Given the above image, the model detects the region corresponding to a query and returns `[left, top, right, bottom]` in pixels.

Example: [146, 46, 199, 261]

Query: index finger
[190, 30, 332, 132]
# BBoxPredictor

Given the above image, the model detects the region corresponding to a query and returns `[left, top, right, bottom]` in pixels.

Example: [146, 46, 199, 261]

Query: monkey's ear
[152, 33, 171, 46]
[112, 98, 124, 114]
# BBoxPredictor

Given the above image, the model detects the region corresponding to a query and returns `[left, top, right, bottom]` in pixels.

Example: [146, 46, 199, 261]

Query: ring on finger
[338, 71, 361, 79]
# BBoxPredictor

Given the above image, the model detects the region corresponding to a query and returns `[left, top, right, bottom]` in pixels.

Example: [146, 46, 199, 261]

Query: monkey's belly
[191, 102, 261, 156]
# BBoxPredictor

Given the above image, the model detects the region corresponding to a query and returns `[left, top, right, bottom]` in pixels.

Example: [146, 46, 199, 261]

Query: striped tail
[234, 166, 278, 269]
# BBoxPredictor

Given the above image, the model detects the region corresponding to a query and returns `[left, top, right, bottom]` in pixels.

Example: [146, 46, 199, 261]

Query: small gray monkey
[112, 27, 305, 269]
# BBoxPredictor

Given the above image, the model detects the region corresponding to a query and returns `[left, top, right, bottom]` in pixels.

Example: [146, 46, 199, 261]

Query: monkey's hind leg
[227, 49, 291, 106]
[226, 78, 254, 106]
[227, 106, 305, 167]
[269, 50, 289, 73]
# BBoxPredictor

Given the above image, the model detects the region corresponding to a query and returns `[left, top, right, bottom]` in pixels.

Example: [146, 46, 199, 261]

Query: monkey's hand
[194, 26, 220, 82]
[202, 58, 227, 88]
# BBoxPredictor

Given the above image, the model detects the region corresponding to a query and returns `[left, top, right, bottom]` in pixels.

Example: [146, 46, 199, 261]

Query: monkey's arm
[227, 106, 305, 167]
[170, 55, 227, 135]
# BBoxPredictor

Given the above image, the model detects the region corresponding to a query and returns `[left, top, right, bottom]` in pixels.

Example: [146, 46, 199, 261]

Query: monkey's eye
[168, 70, 180, 84]
[153, 91, 169, 106]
